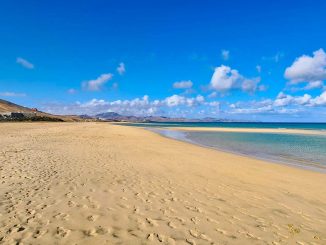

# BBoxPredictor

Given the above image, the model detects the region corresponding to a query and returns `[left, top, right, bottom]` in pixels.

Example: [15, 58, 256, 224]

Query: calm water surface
[118, 122, 326, 171]
[154, 129, 326, 171]
[120, 122, 326, 130]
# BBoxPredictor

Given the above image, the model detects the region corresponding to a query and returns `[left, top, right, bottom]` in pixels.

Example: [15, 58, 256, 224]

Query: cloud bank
[229, 90, 326, 115]
[42, 94, 222, 118]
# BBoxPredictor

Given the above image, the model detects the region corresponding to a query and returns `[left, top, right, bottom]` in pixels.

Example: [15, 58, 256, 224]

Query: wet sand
[0, 123, 325, 244]
[167, 126, 326, 136]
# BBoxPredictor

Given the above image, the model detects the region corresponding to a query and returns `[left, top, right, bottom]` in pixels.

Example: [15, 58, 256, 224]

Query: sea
[118, 122, 326, 172]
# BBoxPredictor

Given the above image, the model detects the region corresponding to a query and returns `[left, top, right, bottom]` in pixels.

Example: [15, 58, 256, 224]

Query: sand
[166, 127, 326, 136]
[0, 123, 325, 245]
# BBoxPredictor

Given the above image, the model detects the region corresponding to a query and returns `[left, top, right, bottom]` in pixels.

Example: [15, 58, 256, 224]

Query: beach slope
[0, 123, 325, 244]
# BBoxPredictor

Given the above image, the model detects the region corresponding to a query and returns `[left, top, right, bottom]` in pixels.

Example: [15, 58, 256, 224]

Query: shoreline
[1, 122, 326, 244]
[112, 122, 326, 136]
[148, 128, 326, 174]
[145, 127, 326, 174]
[166, 126, 326, 136]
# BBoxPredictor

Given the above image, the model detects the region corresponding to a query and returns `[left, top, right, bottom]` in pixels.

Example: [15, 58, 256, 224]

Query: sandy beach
[157, 126, 326, 136]
[0, 122, 325, 245]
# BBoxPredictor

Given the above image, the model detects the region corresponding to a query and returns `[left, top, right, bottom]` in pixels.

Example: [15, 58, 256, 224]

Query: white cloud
[117, 62, 126, 75]
[230, 105, 274, 114]
[16, 57, 34, 69]
[284, 49, 326, 89]
[241, 78, 261, 93]
[82, 73, 113, 91]
[42, 94, 210, 117]
[163, 94, 205, 107]
[173, 80, 193, 89]
[303, 81, 324, 90]
[164, 95, 186, 107]
[0, 92, 26, 97]
[310, 91, 326, 106]
[228, 90, 326, 116]
[293, 94, 312, 105]
[210, 65, 240, 91]
[207, 92, 217, 98]
[273, 92, 293, 107]
[186, 95, 205, 107]
[208, 101, 220, 107]
[67, 89, 77, 94]
[210, 65, 261, 93]
[221, 49, 230, 60]
[274, 92, 312, 107]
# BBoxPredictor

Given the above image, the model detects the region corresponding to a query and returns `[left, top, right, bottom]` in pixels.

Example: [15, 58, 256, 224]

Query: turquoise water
[154, 129, 326, 171]
[119, 122, 326, 130]
[118, 122, 326, 171]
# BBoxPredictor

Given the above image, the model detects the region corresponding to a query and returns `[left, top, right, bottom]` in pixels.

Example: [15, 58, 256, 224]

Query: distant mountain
[0, 99, 247, 123]
[96, 112, 122, 119]
[95, 112, 236, 123]
[0, 99, 87, 122]
[96, 112, 144, 122]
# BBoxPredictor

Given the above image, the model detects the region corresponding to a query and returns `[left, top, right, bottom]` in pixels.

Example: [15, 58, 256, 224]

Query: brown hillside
[0, 99, 83, 122]
[0, 99, 32, 113]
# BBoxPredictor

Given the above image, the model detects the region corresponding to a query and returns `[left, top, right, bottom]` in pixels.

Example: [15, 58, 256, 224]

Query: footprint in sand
[216, 228, 227, 235]
[87, 215, 98, 222]
[65, 192, 74, 198]
[189, 229, 211, 242]
[76, 204, 88, 209]
[89, 202, 100, 209]
[53, 213, 69, 220]
[146, 217, 158, 227]
[185, 205, 202, 213]
[189, 229, 200, 238]
[186, 239, 196, 245]
[168, 221, 177, 229]
[33, 228, 48, 238]
[68, 200, 76, 207]
[56, 226, 70, 238]
[190, 217, 199, 224]
[84, 228, 97, 237]
[118, 203, 130, 209]
[95, 226, 110, 235]
[147, 233, 175, 244]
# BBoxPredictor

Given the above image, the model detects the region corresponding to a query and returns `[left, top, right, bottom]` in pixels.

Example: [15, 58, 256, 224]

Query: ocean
[118, 122, 326, 171]
[120, 122, 326, 130]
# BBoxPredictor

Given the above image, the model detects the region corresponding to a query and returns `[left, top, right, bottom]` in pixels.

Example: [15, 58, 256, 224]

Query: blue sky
[1, 0, 326, 121]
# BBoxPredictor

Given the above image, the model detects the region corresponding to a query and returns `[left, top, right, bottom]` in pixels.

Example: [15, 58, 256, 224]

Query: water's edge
[147, 127, 326, 174]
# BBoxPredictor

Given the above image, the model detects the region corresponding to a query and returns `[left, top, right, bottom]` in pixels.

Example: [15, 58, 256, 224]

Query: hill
[0, 99, 84, 122]
[0, 99, 33, 113]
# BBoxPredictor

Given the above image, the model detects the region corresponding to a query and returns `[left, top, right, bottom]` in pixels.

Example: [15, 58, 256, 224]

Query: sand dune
[0, 123, 325, 244]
